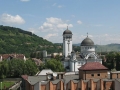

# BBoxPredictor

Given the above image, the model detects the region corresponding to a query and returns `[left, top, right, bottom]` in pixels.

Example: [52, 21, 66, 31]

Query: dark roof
[63, 29, 72, 35]
[78, 62, 108, 70]
[81, 37, 94, 46]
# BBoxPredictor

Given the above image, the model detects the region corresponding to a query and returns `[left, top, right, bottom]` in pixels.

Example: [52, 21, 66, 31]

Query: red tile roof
[78, 62, 108, 71]
[2, 54, 25, 60]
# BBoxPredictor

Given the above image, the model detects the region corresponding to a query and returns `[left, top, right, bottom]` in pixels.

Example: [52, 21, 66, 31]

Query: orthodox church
[62, 27, 102, 72]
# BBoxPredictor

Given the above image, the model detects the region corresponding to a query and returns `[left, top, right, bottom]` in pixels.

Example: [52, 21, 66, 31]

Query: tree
[0, 60, 9, 79]
[0, 59, 39, 79]
[24, 59, 39, 75]
[104, 52, 120, 71]
[40, 59, 64, 72]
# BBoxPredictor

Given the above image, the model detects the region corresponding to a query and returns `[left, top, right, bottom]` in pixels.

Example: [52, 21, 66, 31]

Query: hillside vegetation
[0, 25, 62, 57]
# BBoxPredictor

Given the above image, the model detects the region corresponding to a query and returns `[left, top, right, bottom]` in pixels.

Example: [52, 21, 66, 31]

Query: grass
[0, 81, 15, 89]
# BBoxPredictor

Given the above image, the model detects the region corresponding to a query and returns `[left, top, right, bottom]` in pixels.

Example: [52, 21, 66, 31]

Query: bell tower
[63, 27, 72, 58]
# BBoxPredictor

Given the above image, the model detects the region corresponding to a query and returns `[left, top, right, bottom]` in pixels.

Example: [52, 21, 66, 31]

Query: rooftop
[78, 62, 108, 70]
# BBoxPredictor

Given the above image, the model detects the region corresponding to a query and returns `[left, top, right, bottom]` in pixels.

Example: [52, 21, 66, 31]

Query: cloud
[52, 3, 63, 8]
[39, 17, 73, 32]
[20, 0, 30, 2]
[77, 20, 82, 24]
[28, 28, 36, 34]
[52, 3, 57, 6]
[0, 13, 25, 25]
[95, 34, 120, 44]
[71, 33, 120, 45]
[94, 24, 103, 27]
[44, 33, 58, 40]
[71, 15, 75, 18]
[58, 5, 63, 8]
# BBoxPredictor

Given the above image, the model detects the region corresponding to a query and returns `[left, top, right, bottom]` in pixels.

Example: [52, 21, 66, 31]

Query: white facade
[63, 34, 72, 58]
[81, 46, 95, 56]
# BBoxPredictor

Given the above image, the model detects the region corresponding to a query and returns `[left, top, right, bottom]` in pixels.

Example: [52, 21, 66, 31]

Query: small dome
[63, 27, 72, 35]
[81, 37, 94, 46]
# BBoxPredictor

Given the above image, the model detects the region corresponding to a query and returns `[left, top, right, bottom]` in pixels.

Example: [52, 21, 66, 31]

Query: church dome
[81, 36, 94, 46]
[63, 27, 72, 35]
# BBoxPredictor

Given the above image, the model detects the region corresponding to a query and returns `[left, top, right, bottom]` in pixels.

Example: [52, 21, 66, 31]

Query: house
[0, 54, 26, 61]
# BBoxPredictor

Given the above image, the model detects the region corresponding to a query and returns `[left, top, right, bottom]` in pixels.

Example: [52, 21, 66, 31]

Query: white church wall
[81, 46, 95, 55]
[70, 61, 74, 72]
[75, 62, 79, 71]
[69, 40, 72, 55]
[65, 40, 68, 57]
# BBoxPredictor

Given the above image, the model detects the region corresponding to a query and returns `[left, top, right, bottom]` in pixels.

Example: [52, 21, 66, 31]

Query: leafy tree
[24, 59, 39, 75]
[104, 52, 120, 71]
[40, 59, 64, 72]
[0, 60, 9, 79]
[0, 59, 39, 79]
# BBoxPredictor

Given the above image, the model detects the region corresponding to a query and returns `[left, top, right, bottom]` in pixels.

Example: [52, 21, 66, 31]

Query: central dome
[81, 37, 94, 46]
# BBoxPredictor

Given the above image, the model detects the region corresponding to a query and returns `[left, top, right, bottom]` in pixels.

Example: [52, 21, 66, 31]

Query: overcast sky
[0, 0, 120, 45]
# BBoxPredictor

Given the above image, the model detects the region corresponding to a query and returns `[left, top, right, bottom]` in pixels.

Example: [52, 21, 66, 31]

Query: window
[91, 74, 94, 76]
[97, 74, 100, 76]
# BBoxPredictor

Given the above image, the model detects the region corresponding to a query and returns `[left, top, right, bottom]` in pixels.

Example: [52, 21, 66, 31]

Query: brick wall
[79, 70, 108, 80]
[111, 72, 120, 79]
[40, 79, 115, 90]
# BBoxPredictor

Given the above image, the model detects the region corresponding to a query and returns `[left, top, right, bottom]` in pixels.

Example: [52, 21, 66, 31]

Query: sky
[0, 0, 120, 45]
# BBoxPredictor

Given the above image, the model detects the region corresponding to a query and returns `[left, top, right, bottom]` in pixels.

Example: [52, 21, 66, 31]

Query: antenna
[53, 72, 57, 77]
[48, 75, 52, 79]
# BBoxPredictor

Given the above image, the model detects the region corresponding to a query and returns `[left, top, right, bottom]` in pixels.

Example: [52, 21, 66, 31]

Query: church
[62, 27, 102, 72]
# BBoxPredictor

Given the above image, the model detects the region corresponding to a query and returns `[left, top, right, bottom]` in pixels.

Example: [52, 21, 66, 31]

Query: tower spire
[87, 32, 88, 37]
[67, 26, 68, 30]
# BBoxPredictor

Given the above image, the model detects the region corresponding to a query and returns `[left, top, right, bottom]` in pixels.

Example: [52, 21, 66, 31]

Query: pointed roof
[78, 62, 108, 71]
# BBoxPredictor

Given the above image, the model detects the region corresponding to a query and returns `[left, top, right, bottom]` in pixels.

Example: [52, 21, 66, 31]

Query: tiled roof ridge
[79, 62, 108, 70]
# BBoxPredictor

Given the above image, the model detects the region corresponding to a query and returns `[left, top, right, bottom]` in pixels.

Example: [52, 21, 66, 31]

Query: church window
[91, 74, 94, 76]
[97, 74, 100, 76]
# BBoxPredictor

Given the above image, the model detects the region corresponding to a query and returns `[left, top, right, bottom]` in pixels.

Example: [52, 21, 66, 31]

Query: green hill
[0, 25, 62, 57]
[96, 44, 120, 52]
